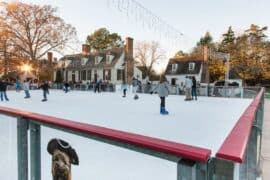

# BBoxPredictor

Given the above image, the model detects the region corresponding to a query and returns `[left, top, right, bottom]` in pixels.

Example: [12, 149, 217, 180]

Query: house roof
[60, 48, 124, 70]
[166, 58, 203, 75]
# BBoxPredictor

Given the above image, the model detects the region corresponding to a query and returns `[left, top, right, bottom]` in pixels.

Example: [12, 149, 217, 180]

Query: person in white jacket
[23, 80, 31, 98]
[184, 76, 192, 101]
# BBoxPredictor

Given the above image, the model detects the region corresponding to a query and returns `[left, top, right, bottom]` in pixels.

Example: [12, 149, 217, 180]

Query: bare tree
[135, 41, 166, 79]
[0, 2, 77, 62]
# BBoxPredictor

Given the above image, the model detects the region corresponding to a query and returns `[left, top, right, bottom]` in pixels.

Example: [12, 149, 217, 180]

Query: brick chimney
[47, 52, 53, 62]
[82, 44, 90, 55]
[125, 37, 134, 83]
[203, 45, 208, 62]
[202, 45, 210, 83]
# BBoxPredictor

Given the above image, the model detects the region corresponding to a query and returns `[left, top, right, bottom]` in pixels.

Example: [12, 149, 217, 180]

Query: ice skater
[39, 81, 50, 102]
[64, 81, 70, 93]
[150, 75, 170, 115]
[15, 79, 21, 92]
[184, 76, 192, 101]
[131, 76, 141, 100]
[191, 76, 198, 100]
[121, 80, 128, 98]
[23, 80, 31, 98]
[0, 78, 11, 101]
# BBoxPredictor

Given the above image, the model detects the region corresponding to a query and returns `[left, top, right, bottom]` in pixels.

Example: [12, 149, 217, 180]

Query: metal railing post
[177, 159, 196, 180]
[17, 118, 28, 180]
[30, 122, 41, 180]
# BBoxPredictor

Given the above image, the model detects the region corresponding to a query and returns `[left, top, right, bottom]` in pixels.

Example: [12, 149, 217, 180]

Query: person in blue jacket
[121, 80, 129, 97]
[151, 75, 170, 115]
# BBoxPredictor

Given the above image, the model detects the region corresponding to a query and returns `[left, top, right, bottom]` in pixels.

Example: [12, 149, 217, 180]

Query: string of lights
[107, 0, 185, 46]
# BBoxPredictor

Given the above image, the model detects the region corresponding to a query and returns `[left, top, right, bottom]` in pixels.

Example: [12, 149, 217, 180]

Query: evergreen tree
[219, 26, 235, 53]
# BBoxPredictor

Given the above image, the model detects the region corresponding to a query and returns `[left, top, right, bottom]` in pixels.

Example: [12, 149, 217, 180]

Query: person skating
[191, 76, 198, 100]
[121, 80, 128, 97]
[184, 76, 192, 101]
[39, 81, 50, 102]
[64, 82, 70, 93]
[15, 79, 21, 92]
[131, 76, 141, 100]
[0, 78, 11, 101]
[23, 80, 31, 98]
[94, 79, 102, 93]
[150, 75, 170, 115]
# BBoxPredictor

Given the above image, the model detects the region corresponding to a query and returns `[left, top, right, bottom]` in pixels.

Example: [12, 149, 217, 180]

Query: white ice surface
[0, 90, 252, 180]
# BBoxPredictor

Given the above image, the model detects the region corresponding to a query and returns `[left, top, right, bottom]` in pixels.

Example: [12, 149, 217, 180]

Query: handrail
[216, 88, 264, 163]
[0, 106, 211, 163]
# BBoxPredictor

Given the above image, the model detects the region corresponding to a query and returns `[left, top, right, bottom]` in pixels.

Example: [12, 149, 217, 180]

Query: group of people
[2, 75, 199, 115]
[0, 79, 50, 102]
[121, 76, 141, 99]
[184, 76, 198, 101]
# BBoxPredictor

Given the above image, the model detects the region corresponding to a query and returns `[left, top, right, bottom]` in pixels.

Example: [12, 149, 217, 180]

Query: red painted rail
[216, 88, 264, 163]
[0, 106, 211, 162]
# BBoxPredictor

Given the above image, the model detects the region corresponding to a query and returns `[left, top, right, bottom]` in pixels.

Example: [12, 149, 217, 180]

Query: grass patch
[265, 93, 270, 99]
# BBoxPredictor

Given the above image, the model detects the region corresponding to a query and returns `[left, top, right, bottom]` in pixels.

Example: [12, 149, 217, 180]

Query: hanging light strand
[107, 0, 184, 46]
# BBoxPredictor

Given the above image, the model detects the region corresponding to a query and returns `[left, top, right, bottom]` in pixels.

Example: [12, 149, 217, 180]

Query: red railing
[216, 88, 264, 163]
[0, 106, 211, 163]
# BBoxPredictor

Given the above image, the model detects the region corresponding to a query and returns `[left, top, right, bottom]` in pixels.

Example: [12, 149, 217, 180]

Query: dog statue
[47, 138, 79, 180]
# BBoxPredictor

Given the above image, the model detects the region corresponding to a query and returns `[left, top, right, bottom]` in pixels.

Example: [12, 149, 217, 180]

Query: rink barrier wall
[0, 106, 211, 163]
[0, 88, 264, 180]
[216, 88, 264, 163]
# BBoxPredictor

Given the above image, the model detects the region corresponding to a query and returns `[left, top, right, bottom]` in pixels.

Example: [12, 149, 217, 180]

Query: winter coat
[185, 78, 192, 88]
[152, 81, 170, 97]
[192, 79, 197, 88]
[0, 81, 5, 91]
[131, 79, 141, 87]
[0, 81, 11, 91]
[40, 83, 50, 91]
[121, 83, 129, 90]
[23, 82, 30, 91]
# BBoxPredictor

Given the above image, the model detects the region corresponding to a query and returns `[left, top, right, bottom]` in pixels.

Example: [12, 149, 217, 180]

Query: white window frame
[106, 55, 110, 64]
[189, 62, 195, 71]
[95, 56, 100, 64]
[172, 64, 178, 72]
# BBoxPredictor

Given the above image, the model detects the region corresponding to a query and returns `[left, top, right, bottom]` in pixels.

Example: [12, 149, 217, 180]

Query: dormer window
[81, 58, 88, 66]
[189, 62, 195, 71]
[106, 55, 110, 64]
[95, 56, 102, 64]
[172, 64, 178, 72]
[106, 54, 114, 64]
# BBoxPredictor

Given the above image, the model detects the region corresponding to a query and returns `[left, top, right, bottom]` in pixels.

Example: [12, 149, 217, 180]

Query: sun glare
[21, 64, 32, 73]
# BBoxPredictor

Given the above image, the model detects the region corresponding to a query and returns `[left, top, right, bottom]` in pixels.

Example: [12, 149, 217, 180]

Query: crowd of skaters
[0, 75, 200, 115]
[0, 78, 50, 102]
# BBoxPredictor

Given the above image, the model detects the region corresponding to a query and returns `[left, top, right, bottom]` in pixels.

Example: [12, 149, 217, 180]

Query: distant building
[55, 37, 142, 84]
[165, 56, 209, 86]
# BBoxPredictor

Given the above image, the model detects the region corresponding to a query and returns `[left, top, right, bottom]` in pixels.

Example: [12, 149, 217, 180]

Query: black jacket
[40, 83, 50, 91]
[0, 81, 12, 91]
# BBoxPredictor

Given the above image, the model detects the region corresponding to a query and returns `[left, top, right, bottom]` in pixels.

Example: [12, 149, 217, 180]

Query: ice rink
[0, 90, 252, 180]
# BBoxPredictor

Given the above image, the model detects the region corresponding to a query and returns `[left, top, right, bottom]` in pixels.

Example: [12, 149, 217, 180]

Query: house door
[171, 78, 176, 86]
[94, 73, 98, 82]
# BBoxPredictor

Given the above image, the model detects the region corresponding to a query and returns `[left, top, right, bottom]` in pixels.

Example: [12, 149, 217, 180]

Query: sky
[5, 0, 270, 59]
